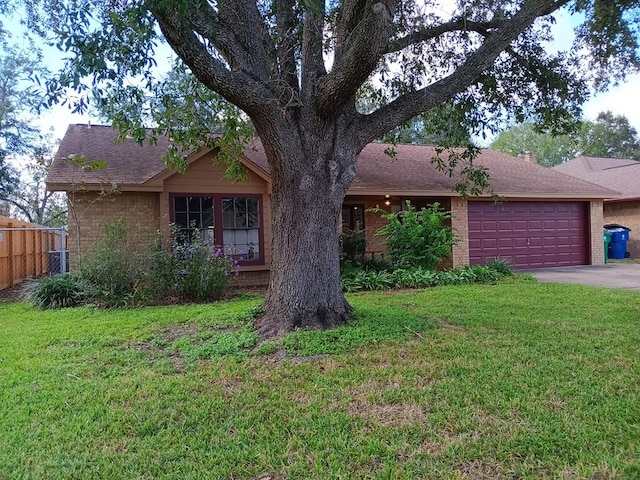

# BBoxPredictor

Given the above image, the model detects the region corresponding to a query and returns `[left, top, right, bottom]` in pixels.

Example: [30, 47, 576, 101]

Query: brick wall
[67, 191, 161, 269]
[362, 199, 390, 255]
[450, 197, 469, 267]
[231, 269, 270, 288]
[604, 200, 640, 258]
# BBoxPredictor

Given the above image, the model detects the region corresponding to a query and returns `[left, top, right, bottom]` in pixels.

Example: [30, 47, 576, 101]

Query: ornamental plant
[372, 201, 455, 270]
[150, 226, 239, 301]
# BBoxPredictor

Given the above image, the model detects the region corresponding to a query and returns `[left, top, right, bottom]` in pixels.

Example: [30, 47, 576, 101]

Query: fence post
[59, 227, 67, 274]
[21, 227, 27, 283]
[7, 222, 13, 287]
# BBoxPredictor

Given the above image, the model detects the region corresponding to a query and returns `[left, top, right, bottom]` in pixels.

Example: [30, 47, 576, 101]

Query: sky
[12, 6, 640, 143]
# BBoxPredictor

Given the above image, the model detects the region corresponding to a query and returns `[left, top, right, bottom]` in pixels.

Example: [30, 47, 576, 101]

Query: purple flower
[224, 271, 229, 276]
[204, 275, 210, 281]
[173, 282, 178, 290]
[181, 269, 188, 275]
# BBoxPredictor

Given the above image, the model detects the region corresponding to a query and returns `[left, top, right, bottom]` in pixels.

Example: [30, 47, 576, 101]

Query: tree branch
[300, 0, 327, 106]
[316, 0, 396, 118]
[184, 0, 274, 83]
[355, 0, 572, 146]
[386, 18, 505, 54]
[274, 0, 300, 92]
[149, 3, 277, 117]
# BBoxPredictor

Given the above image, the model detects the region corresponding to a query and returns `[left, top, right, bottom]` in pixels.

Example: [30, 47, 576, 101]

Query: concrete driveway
[529, 263, 640, 291]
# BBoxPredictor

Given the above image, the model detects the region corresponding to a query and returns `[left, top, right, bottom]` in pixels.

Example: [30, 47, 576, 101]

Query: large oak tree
[12, 0, 640, 337]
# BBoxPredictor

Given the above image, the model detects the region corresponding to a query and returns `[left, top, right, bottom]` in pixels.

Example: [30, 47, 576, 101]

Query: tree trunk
[256, 123, 357, 339]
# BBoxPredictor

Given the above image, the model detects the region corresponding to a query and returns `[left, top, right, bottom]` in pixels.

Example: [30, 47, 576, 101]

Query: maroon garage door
[468, 201, 588, 268]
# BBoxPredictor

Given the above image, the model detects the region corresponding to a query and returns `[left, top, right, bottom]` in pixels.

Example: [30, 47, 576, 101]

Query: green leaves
[492, 111, 640, 166]
[372, 201, 455, 270]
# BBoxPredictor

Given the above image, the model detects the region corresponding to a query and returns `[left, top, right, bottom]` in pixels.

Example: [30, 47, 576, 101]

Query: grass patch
[1, 282, 639, 479]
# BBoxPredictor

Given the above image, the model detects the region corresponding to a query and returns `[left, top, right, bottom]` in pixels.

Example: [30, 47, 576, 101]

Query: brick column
[450, 197, 469, 267]
[590, 200, 604, 265]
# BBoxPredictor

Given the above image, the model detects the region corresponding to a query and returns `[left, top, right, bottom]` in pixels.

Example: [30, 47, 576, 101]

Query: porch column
[450, 197, 469, 267]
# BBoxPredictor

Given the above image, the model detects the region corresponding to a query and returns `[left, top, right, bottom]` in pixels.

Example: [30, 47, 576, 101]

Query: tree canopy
[0, 45, 49, 199]
[6, 0, 640, 336]
[492, 111, 640, 166]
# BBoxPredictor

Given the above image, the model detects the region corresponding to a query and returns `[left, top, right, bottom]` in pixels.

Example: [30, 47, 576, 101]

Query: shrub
[339, 226, 366, 263]
[80, 217, 148, 306]
[372, 201, 455, 269]
[149, 226, 239, 301]
[23, 274, 93, 309]
[485, 257, 513, 276]
[341, 263, 508, 292]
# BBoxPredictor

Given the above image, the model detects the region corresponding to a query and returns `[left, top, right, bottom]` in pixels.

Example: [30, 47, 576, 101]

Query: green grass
[1, 283, 639, 479]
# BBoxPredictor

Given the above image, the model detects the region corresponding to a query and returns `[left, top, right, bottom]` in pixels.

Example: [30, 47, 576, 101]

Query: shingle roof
[243, 138, 617, 198]
[47, 124, 172, 187]
[553, 155, 640, 201]
[47, 124, 617, 199]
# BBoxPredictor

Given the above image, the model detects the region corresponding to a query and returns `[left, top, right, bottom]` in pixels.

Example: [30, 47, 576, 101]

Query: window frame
[169, 193, 265, 266]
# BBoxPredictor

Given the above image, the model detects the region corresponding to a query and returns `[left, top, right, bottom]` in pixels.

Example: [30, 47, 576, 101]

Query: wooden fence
[0, 216, 68, 291]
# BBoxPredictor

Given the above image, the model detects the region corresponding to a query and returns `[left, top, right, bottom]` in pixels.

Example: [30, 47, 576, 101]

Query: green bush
[23, 274, 93, 310]
[149, 226, 238, 301]
[341, 263, 507, 292]
[485, 257, 513, 276]
[372, 201, 455, 269]
[80, 217, 148, 306]
[339, 226, 367, 263]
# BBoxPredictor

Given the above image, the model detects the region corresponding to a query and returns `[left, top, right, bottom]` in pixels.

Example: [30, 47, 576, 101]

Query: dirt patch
[348, 399, 428, 427]
[454, 460, 503, 479]
[161, 323, 200, 342]
[258, 348, 329, 365]
[211, 376, 245, 398]
[168, 353, 186, 372]
[436, 320, 466, 332]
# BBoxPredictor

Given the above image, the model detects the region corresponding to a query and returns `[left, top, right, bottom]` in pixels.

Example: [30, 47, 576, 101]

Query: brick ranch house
[554, 156, 640, 257]
[47, 124, 617, 285]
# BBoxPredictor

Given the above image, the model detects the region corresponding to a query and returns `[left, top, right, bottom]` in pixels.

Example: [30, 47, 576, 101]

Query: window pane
[202, 197, 213, 211]
[248, 212, 259, 228]
[222, 212, 235, 228]
[188, 197, 201, 211]
[247, 197, 258, 213]
[235, 212, 247, 228]
[175, 212, 187, 228]
[174, 197, 187, 212]
[188, 212, 201, 227]
[222, 198, 234, 213]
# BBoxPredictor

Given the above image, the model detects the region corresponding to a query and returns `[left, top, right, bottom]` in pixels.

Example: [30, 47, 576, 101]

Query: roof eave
[46, 182, 163, 193]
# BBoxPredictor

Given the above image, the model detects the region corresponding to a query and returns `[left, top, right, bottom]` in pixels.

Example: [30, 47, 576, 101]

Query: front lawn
[1, 283, 639, 479]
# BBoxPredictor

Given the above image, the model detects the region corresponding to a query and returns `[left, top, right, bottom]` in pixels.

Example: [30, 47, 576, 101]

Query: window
[171, 195, 262, 263]
[342, 204, 365, 231]
[222, 197, 260, 260]
[173, 196, 214, 244]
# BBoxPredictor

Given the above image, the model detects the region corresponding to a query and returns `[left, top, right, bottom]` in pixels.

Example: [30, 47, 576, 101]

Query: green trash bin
[604, 230, 612, 264]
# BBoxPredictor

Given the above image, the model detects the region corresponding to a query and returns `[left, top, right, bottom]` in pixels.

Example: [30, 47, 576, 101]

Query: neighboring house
[46, 124, 617, 284]
[554, 155, 640, 258]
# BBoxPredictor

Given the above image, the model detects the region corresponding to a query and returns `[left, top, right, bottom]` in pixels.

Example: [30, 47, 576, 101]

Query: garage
[468, 201, 589, 268]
